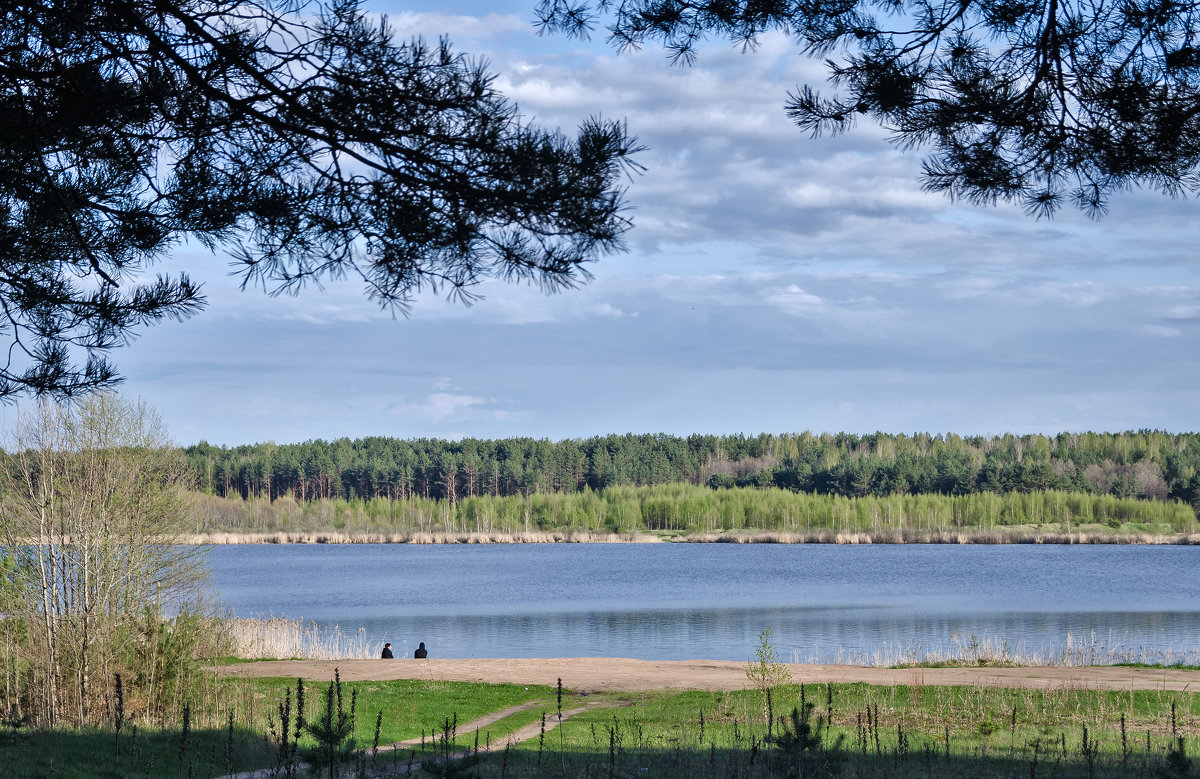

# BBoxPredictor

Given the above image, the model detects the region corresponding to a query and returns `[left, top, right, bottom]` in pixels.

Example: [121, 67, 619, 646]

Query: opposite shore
[180, 528, 1200, 544]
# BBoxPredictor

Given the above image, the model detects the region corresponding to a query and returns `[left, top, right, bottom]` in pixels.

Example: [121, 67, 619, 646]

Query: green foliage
[1166, 736, 1192, 778]
[125, 608, 234, 717]
[0, 395, 210, 727]
[0, 552, 31, 643]
[768, 697, 845, 778]
[191, 483, 1198, 537]
[469, 682, 1200, 779]
[300, 671, 357, 776]
[746, 629, 792, 702]
[237, 677, 556, 750]
[183, 431, 1200, 527]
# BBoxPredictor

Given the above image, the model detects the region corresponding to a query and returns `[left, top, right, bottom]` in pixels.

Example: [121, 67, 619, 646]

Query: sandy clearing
[212, 657, 1200, 693]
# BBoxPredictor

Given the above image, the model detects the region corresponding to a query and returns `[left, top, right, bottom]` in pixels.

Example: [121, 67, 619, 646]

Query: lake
[207, 543, 1200, 664]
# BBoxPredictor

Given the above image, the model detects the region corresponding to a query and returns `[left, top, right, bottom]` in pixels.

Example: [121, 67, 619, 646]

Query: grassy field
[484, 682, 1200, 778]
[4, 672, 1197, 778]
[1, 675, 558, 778]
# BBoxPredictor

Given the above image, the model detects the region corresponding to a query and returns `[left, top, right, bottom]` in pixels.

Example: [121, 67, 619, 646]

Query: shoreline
[182, 529, 1200, 545]
[211, 657, 1200, 693]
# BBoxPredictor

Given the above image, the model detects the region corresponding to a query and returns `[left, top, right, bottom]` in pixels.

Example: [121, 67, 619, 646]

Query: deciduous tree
[0, 394, 207, 725]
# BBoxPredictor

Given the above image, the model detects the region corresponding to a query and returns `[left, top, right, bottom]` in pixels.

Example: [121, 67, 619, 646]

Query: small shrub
[301, 669, 356, 776]
[746, 629, 792, 695]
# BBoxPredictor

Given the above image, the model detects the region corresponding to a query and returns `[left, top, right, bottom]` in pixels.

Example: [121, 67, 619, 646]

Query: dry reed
[229, 617, 375, 660]
[180, 530, 662, 544]
[683, 529, 1200, 544]
[793, 630, 1200, 668]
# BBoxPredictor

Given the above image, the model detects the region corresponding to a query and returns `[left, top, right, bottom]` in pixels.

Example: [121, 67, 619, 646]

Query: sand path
[217, 698, 606, 779]
[214, 657, 1200, 693]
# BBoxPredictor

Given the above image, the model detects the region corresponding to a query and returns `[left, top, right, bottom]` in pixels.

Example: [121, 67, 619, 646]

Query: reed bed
[796, 631, 1200, 668]
[684, 528, 1200, 544]
[228, 616, 375, 660]
[180, 529, 658, 544]
[182, 528, 1200, 544]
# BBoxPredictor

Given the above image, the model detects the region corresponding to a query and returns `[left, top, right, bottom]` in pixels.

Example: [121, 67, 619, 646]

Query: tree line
[185, 431, 1200, 515]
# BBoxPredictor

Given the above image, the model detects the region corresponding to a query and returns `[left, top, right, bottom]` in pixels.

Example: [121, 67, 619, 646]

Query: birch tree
[0, 394, 206, 726]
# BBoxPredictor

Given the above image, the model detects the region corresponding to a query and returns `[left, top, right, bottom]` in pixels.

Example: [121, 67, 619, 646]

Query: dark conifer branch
[538, 0, 1200, 216]
[0, 0, 642, 398]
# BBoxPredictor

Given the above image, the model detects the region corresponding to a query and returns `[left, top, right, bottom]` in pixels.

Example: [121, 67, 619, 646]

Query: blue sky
[114, 0, 1199, 446]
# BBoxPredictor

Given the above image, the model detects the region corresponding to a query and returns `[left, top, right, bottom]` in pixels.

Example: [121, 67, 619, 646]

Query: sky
[113, 0, 1200, 447]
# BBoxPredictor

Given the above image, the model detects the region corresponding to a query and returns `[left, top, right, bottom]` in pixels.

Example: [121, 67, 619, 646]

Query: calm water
[208, 544, 1200, 663]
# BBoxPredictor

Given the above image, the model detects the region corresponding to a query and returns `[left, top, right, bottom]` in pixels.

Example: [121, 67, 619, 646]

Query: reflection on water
[208, 543, 1200, 663]
[354, 607, 1200, 664]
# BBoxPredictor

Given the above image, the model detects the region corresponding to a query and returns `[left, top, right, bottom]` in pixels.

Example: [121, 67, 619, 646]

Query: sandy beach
[213, 657, 1200, 693]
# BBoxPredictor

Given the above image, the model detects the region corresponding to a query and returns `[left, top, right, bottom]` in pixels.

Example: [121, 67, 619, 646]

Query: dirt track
[213, 657, 1200, 693]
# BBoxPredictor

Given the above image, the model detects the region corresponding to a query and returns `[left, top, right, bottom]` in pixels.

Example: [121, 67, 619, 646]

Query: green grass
[225, 674, 557, 744]
[4, 677, 1198, 778]
[0, 675, 556, 778]
[451, 682, 1200, 778]
[1, 718, 270, 779]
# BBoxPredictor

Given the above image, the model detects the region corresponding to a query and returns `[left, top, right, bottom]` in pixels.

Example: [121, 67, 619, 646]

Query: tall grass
[435, 681, 1200, 779]
[227, 617, 375, 660]
[800, 631, 1200, 668]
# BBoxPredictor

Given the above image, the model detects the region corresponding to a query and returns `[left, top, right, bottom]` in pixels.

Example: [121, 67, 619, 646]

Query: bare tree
[1083, 461, 1119, 493]
[1133, 460, 1170, 501]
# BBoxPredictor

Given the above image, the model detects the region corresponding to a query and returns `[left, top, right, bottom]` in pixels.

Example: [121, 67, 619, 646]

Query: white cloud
[763, 284, 825, 316]
[112, 3, 1200, 444]
[936, 276, 1004, 301]
[422, 392, 488, 421]
[378, 11, 529, 42]
[592, 302, 626, 318]
[1139, 325, 1182, 338]
[1023, 281, 1113, 308]
[1165, 303, 1200, 320]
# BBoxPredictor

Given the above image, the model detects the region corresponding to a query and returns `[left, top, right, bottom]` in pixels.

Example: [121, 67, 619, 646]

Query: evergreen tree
[538, 0, 1200, 217]
[0, 0, 641, 397]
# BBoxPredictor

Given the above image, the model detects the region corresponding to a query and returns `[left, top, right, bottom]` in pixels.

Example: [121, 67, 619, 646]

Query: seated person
[380, 642, 394, 659]
[414, 641, 428, 659]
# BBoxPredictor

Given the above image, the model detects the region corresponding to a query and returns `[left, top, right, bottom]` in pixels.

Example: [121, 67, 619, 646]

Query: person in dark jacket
[414, 642, 428, 659]
[380, 643, 394, 659]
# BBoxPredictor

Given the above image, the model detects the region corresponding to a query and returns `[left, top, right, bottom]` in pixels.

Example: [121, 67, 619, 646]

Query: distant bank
[181, 528, 1200, 545]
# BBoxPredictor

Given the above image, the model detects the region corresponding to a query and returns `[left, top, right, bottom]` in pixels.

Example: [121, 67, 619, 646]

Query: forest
[184, 430, 1200, 516]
